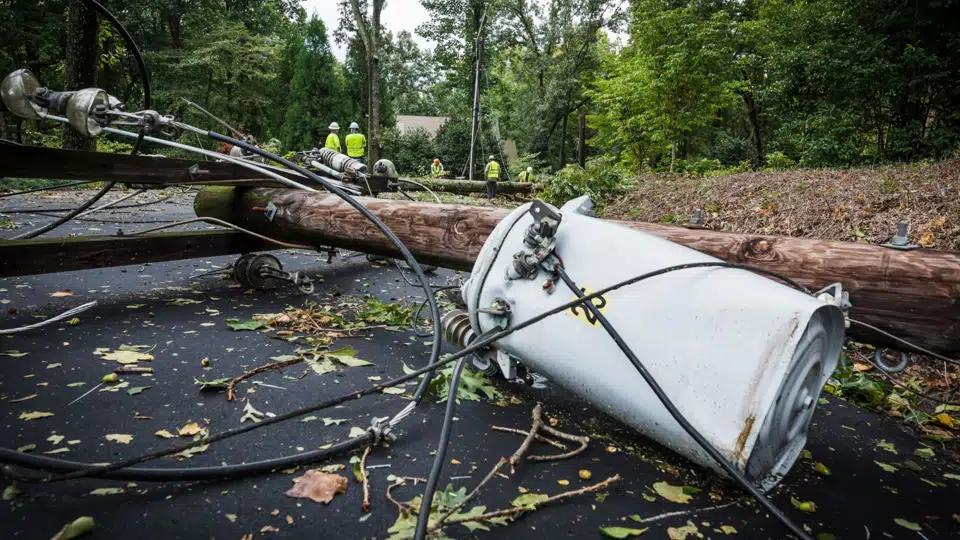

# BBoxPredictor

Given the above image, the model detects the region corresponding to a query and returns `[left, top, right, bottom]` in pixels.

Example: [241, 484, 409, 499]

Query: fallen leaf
[50, 290, 74, 297]
[322, 418, 348, 426]
[914, 447, 935, 459]
[0, 350, 29, 357]
[641, 493, 656, 502]
[893, 518, 922, 531]
[667, 522, 700, 540]
[47, 434, 65, 446]
[47, 363, 62, 369]
[813, 462, 831, 476]
[600, 526, 648, 538]
[382, 386, 406, 395]
[172, 431, 209, 460]
[126, 304, 146, 309]
[326, 347, 373, 367]
[285, 515, 294, 525]
[66, 382, 86, 387]
[102, 349, 153, 364]
[105, 434, 133, 444]
[451, 459, 461, 465]
[225, 514, 237, 523]
[320, 464, 345, 473]
[168, 297, 203, 306]
[179, 422, 202, 436]
[90, 487, 124, 496]
[579, 469, 593, 480]
[510, 493, 549, 508]
[16, 444, 36, 452]
[791, 497, 816, 513]
[653, 482, 692, 504]
[44, 448, 70, 455]
[557, 479, 570, 486]
[10, 394, 38, 403]
[240, 402, 264, 423]
[225, 318, 265, 331]
[260, 525, 280, 533]
[51, 516, 95, 540]
[270, 509, 279, 517]
[852, 362, 873, 372]
[67, 318, 80, 326]
[875, 461, 898, 473]
[303, 353, 336, 375]
[918, 231, 935, 248]
[718, 525, 737, 534]
[3, 484, 21, 501]
[348, 427, 367, 438]
[126, 386, 151, 396]
[284, 470, 348, 504]
[99, 381, 129, 392]
[876, 440, 898, 454]
[934, 413, 955, 429]
[945, 473, 960, 481]
[155, 430, 176, 439]
[19, 411, 54, 421]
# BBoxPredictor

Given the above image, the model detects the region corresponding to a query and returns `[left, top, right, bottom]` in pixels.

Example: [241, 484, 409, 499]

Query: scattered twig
[67, 382, 103, 406]
[9, 394, 38, 403]
[529, 423, 590, 462]
[114, 366, 153, 374]
[360, 446, 372, 512]
[863, 356, 960, 407]
[631, 500, 741, 524]
[225, 357, 303, 401]
[386, 477, 426, 514]
[490, 426, 568, 451]
[443, 475, 622, 526]
[432, 457, 508, 530]
[509, 404, 543, 473]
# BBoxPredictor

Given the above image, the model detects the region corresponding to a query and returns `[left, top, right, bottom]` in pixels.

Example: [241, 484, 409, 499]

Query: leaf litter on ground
[284, 470, 348, 504]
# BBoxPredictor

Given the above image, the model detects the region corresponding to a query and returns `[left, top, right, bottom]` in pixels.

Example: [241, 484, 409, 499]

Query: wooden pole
[401, 179, 532, 195]
[194, 187, 960, 355]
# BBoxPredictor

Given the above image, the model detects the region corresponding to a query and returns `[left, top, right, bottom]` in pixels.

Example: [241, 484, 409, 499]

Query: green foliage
[380, 127, 437, 175]
[356, 296, 412, 326]
[509, 152, 548, 178]
[538, 157, 628, 208]
[402, 361, 503, 404]
[433, 118, 473, 177]
[763, 151, 796, 171]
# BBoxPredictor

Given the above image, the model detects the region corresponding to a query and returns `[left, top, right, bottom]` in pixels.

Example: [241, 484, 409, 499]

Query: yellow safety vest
[519, 171, 532, 182]
[325, 133, 341, 153]
[432, 163, 443, 177]
[486, 161, 500, 179]
[345, 133, 366, 158]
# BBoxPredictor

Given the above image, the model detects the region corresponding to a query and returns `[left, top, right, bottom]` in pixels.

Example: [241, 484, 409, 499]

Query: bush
[537, 156, 628, 208]
[690, 158, 723, 176]
[764, 151, 796, 170]
[509, 152, 548, 179]
[380, 127, 437, 176]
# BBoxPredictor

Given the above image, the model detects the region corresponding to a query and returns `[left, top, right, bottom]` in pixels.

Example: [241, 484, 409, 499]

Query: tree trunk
[577, 110, 586, 168]
[195, 187, 960, 356]
[670, 143, 676, 173]
[350, 0, 383, 164]
[558, 112, 568, 167]
[741, 90, 763, 168]
[63, 0, 100, 152]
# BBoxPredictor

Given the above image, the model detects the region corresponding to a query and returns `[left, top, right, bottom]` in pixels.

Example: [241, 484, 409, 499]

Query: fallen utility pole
[194, 187, 960, 356]
[402, 179, 532, 196]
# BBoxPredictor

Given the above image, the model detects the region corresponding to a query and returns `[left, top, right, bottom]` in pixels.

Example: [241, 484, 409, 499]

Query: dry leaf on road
[179, 422, 202, 436]
[284, 469, 348, 504]
[49, 290, 73, 298]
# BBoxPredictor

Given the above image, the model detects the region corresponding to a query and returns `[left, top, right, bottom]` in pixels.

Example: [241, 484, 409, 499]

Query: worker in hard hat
[431, 158, 443, 178]
[483, 155, 501, 199]
[345, 122, 367, 163]
[518, 166, 533, 182]
[325, 122, 342, 153]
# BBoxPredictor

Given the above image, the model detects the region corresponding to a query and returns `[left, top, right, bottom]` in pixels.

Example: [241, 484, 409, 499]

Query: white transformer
[460, 197, 845, 489]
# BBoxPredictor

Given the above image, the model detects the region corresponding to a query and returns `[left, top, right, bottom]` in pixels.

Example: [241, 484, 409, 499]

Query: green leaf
[303, 353, 336, 375]
[240, 402, 264, 423]
[194, 377, 229, 391]
[168, 297, 203, 306]
[790, 497, 816, 513]
[348, 427, 367, 438]
[102, 349, 153, 364]
[3, 484, 21, 501]
[813, 462, 831, 476]
[652, 482, 692, 504]
[914, 447, 935, 459]
[326, 347, 374, 367]
[301, 416, 318, 423]
[876, 440, 898, 454]
[718, 525, 737, 535]
[510, 493, 549, 508]
[89, 487, 124, 496]
[16, 444, 36, 452]
[225, 318, 265, 331]
[893, 518, 922, 531]
[944, 473, 960, 481]
[600, 526, 648, 538]
[382, 386, 407, 395]
[126, 386, 151, 396]
[105, 434, 133, 444]
[0, 350, 29, 357]
[19, 411, 54, 420]
[874, 461, 898, 473]
[51, 516, 95, 540]
[322, 418, 348, 426]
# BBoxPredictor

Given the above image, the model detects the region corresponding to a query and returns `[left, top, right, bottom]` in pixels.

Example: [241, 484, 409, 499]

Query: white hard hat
[527, 167, 533, 173]
[488, 155, 495, 160]
[329, 122, 339, 130]
[350, 122, 360, 129]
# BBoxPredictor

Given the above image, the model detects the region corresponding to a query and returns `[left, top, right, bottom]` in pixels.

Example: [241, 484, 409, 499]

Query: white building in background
[396, 115, 450, 137]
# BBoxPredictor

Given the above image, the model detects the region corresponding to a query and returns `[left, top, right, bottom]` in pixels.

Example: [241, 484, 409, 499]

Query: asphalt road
[0, 190, 958, 539]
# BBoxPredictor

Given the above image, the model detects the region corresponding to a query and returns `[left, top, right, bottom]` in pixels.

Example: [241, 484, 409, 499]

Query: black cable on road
[413, 358, 467, 540]
[554, 265, 814, 540]
[10, 181, 117, 240]
[0, 181, 97, 199]
[1, 434, 371, 482]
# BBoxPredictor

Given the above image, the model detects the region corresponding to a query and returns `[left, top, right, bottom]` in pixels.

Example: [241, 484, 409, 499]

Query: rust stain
[734, 415, 756, 462]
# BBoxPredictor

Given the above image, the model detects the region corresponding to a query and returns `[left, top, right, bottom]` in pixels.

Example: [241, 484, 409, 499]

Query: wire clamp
[815, 283, 852, 328]
[368, 416, 396, 444]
